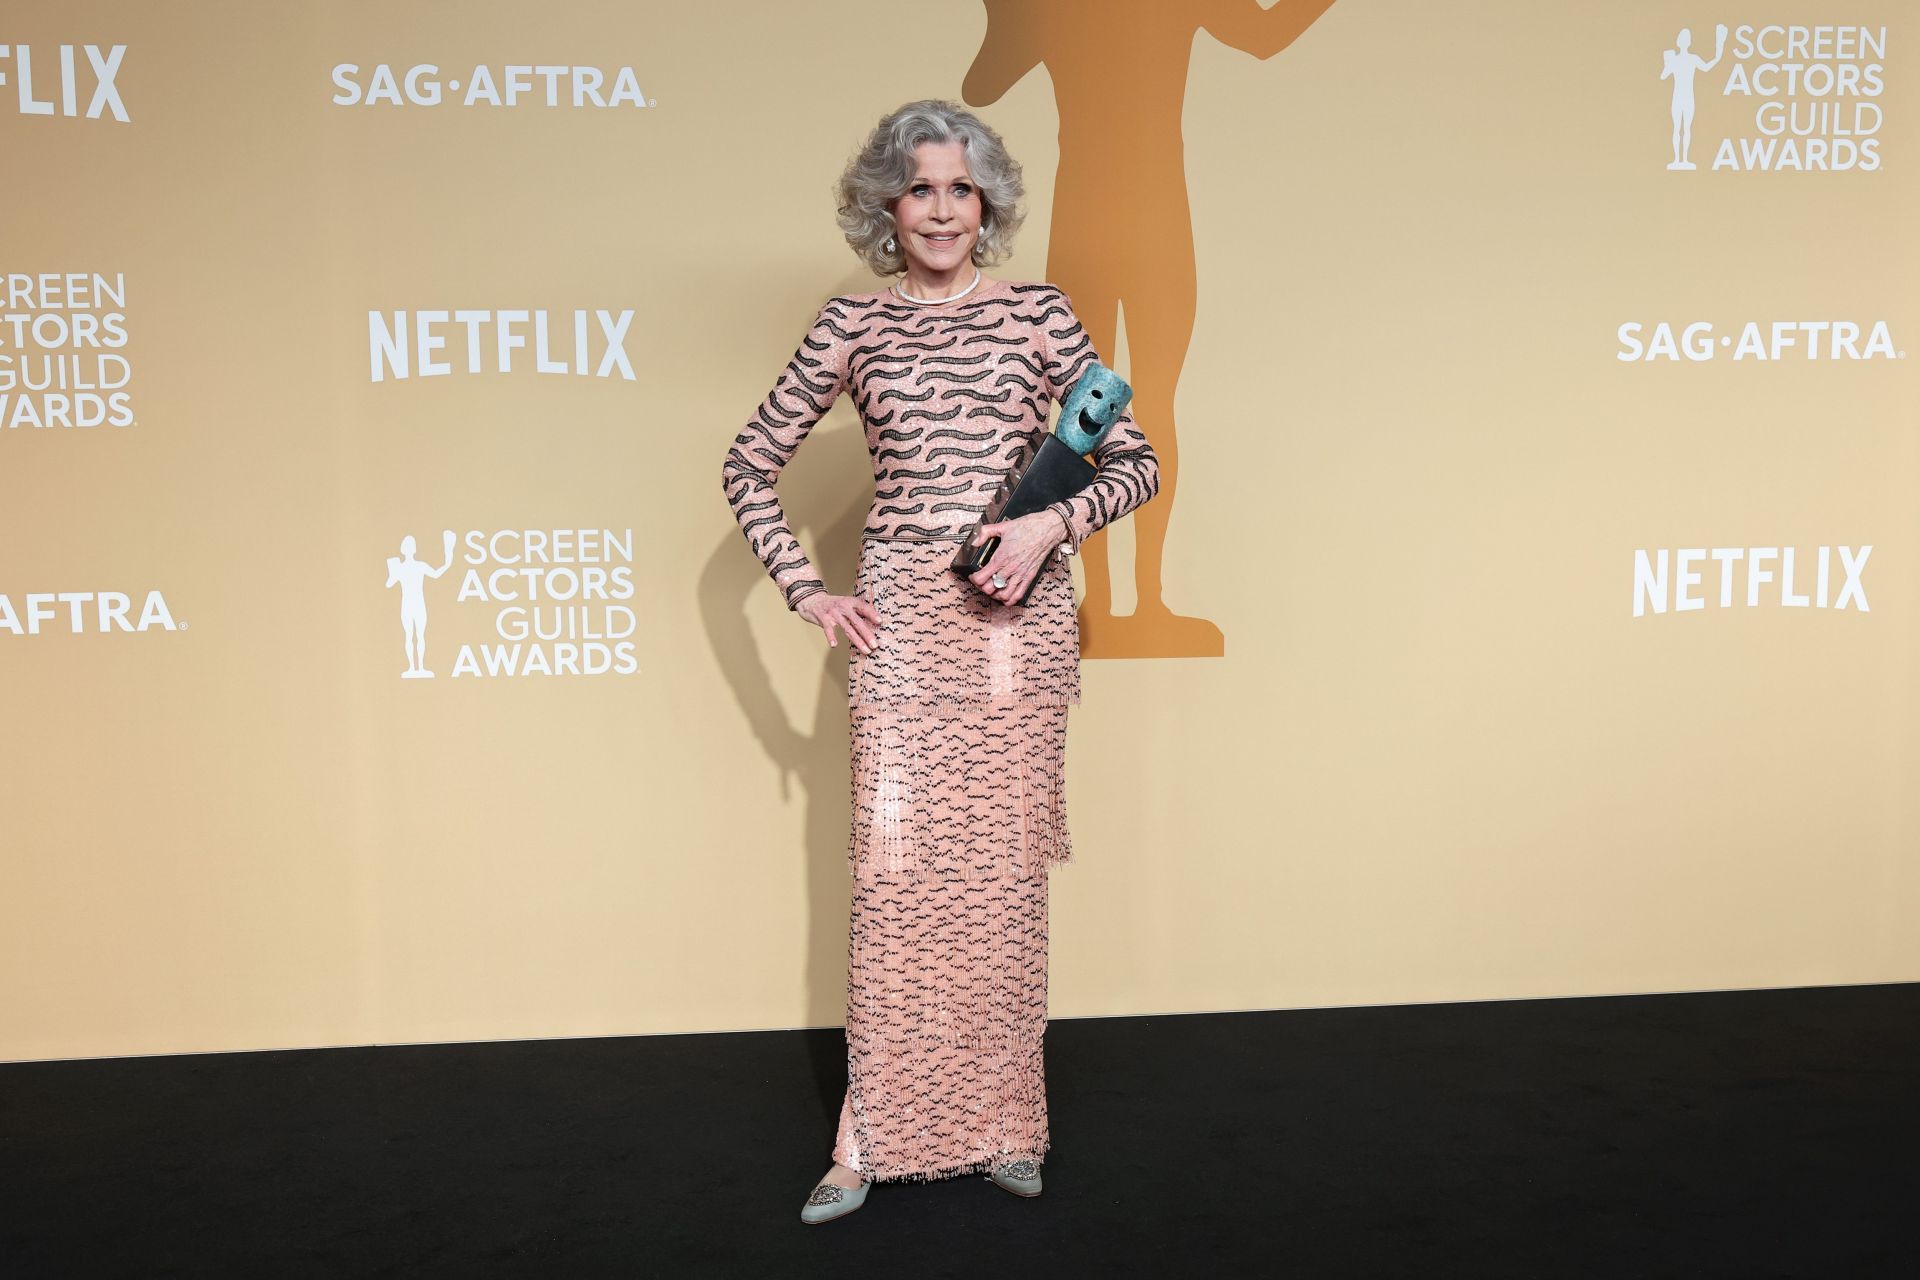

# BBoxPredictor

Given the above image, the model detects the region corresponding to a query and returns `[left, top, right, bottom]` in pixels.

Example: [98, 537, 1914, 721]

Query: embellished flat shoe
[800, 1177, 869, 1225]
[989, 1158, 1042, 1197]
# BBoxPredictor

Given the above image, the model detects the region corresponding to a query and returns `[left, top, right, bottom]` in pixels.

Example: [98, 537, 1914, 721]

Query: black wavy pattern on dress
[722, 283, 1161, 607]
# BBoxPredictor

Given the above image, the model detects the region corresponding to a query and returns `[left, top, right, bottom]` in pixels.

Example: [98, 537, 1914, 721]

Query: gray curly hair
[835, 99, 1027, 277]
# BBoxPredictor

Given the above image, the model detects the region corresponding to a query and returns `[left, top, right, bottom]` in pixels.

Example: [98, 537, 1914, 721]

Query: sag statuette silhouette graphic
[385, 531, 455, 678]
[964, 0, 1339, 658]
[1663, 24, 1729, 170]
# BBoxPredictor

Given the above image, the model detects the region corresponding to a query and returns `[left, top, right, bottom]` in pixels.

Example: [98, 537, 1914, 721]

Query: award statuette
[951, 363, 1134, 605]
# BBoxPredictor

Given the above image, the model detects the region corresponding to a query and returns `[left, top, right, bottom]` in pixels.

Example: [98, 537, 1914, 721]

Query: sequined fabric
[721, 279, 1161, 1185]
[825, 534, 1072, 1181]
[847, 534, 1080, 717]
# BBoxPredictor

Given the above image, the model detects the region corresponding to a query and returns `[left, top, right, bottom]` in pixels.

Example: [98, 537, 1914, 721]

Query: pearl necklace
[892, 266, 983, 306]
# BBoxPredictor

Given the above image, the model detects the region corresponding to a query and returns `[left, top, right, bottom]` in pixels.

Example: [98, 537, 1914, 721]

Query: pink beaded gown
[721, 276, 1160, 1183]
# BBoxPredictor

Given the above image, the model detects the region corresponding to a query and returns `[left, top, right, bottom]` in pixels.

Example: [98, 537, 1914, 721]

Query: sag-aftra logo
[0, 591, 182, 635]
[332, 63, 653, 109]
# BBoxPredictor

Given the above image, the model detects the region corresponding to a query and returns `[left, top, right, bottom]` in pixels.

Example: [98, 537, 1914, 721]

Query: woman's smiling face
[891, 140, 982, 275]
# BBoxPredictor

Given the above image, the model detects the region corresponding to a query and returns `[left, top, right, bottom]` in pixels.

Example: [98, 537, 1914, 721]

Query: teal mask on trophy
[1053, 363, 1131, 455]
[949, 362, 1136, 598]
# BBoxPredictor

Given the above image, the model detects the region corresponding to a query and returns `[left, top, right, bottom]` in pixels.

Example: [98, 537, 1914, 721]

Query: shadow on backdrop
[702, 433, 872, 1120]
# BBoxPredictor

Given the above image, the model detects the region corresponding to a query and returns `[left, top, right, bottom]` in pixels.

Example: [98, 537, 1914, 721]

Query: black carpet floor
[2, 982, 1913, 1278]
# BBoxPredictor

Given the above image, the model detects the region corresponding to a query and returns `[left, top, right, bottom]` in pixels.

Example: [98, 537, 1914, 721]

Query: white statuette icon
[1662, 25, 1728, 170]
[386, 530, 456, 678]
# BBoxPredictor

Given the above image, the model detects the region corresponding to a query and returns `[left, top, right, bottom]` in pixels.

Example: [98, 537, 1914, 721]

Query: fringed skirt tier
[832, 534, 1079, 1183]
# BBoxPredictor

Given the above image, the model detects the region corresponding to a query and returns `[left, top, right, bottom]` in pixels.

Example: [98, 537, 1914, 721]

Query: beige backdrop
[2, 0, 1914, 1063]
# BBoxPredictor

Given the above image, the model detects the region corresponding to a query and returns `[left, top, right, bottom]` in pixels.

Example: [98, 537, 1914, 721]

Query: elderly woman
[720, 99, 1160, 1224]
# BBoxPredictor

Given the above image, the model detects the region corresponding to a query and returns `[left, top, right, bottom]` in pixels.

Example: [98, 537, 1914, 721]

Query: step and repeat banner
[3, 2, 1914, 1061]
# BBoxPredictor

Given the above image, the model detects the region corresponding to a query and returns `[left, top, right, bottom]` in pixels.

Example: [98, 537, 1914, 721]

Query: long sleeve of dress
[720, 299, 852, 610]
[1036, 288, 1162, 554]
